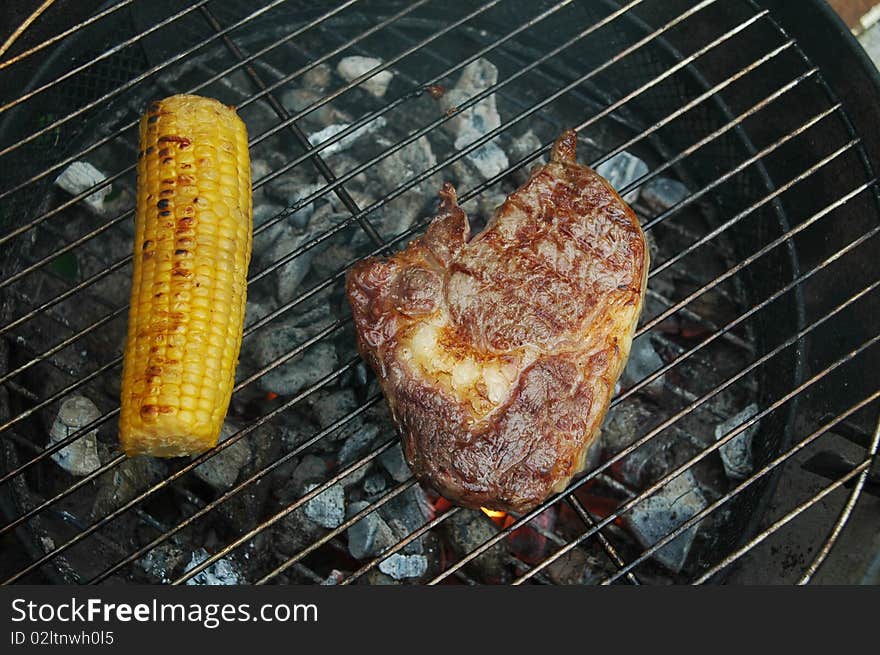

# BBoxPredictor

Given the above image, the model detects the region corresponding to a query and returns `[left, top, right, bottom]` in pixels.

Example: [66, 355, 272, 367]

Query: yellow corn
[119, 94, 252, 457]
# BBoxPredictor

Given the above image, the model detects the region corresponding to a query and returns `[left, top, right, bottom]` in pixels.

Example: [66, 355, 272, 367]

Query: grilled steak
[347, 130, 649, 512]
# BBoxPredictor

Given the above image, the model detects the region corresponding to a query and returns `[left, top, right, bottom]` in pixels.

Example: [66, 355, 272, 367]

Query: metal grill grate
[0, 0, 878, 585]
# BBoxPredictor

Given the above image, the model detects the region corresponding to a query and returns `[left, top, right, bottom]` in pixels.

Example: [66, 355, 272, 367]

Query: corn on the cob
[119, 94, 252, 457]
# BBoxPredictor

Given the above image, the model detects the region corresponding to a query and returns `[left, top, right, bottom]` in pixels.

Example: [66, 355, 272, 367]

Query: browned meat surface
[347, 130, 649, 512]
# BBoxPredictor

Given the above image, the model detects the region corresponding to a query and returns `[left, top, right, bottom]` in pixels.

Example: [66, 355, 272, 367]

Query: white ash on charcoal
[244, 297, 274, 330]
[640, 176, 689, 213]
[624, 469, 708, 573]
[363, 473, 388, 496]
[286, 454, 328, 494]
[336, 56, 394, 98]
[373, 486, 432, 557]
[90, 454, 167, 518]
[183, 548, 241, 585]
[443, 508, 509, 582]
[620, 431, 700, 490]
[599, 397, 662, 457]
[373, 136, 437, 188]
[358, 135, 438, 242]
[252, 203, 286, 232]
[339, 462, 371, 490]
[448, 158, 483, 194]
[253, 223, 312, 301]
[322, 153, 370, 187]
[338, 422, 382, 467]
[54, 161, 113, 215]
[307, 116, 387, 157]
[440, 58, 509, 179]
[250, 158, 273, 185]
[346, 500, 396, 560]
[250, 159, 274, 206]
[280, 88, 350, 128]
[259, 202, 357, 303]
[714, 403, 758, 480]
[378, 443, 412, 483]
[252, 304, 338, 396]
[617, 335, 666, 398]
[47, 396, 102, 476]
[276, 391, 368, 458]
[378, 553, 427, 580]
[596, 151, 649, 204]
[309, 241, 358, 281]
[192, 422, 251, 491]
[303, 482, 345, 529]
[507, 129, 547, 186]
[466, 141, 509, 180]
[137, 542, 187, 584]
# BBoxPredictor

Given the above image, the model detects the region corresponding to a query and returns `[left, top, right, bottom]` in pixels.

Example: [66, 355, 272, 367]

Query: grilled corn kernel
[119, 94, 252, 457]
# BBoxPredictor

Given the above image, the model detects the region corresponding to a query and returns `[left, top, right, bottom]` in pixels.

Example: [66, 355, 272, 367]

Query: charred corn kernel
[119, 94, 252, 457]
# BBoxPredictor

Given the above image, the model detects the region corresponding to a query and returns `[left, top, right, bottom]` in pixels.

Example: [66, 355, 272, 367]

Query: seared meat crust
[347, 131, 648, 512]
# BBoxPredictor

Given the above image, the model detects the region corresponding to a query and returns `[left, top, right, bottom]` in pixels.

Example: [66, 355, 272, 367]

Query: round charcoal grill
[0, 0, 878, 585]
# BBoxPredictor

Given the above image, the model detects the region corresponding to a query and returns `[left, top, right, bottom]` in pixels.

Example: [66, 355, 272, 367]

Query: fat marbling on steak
[346, 130, 649, 512]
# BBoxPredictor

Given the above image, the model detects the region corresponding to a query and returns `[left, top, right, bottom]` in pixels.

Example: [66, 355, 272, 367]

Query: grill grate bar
[290, 345, 880, 587]
[0, 0, 133, 72]
[241, 0, 639, 167]
[0, 0, 383, 209]
[237, 259, 880, 586]
[0, 7, 777, 333]
[0, 319, 357, 526]
[619, 74, 828, 220]
[340, 506, 462, 585]
[797, 416, 880, 584]
[693, 452, 876, 584]
[595, 401, 880, 584]
[509, 334, 880, 584]
[428, 252, 880, 583]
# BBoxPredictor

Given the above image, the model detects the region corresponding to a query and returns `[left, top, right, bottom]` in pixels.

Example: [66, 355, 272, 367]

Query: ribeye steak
[347, 130, 648, 512]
